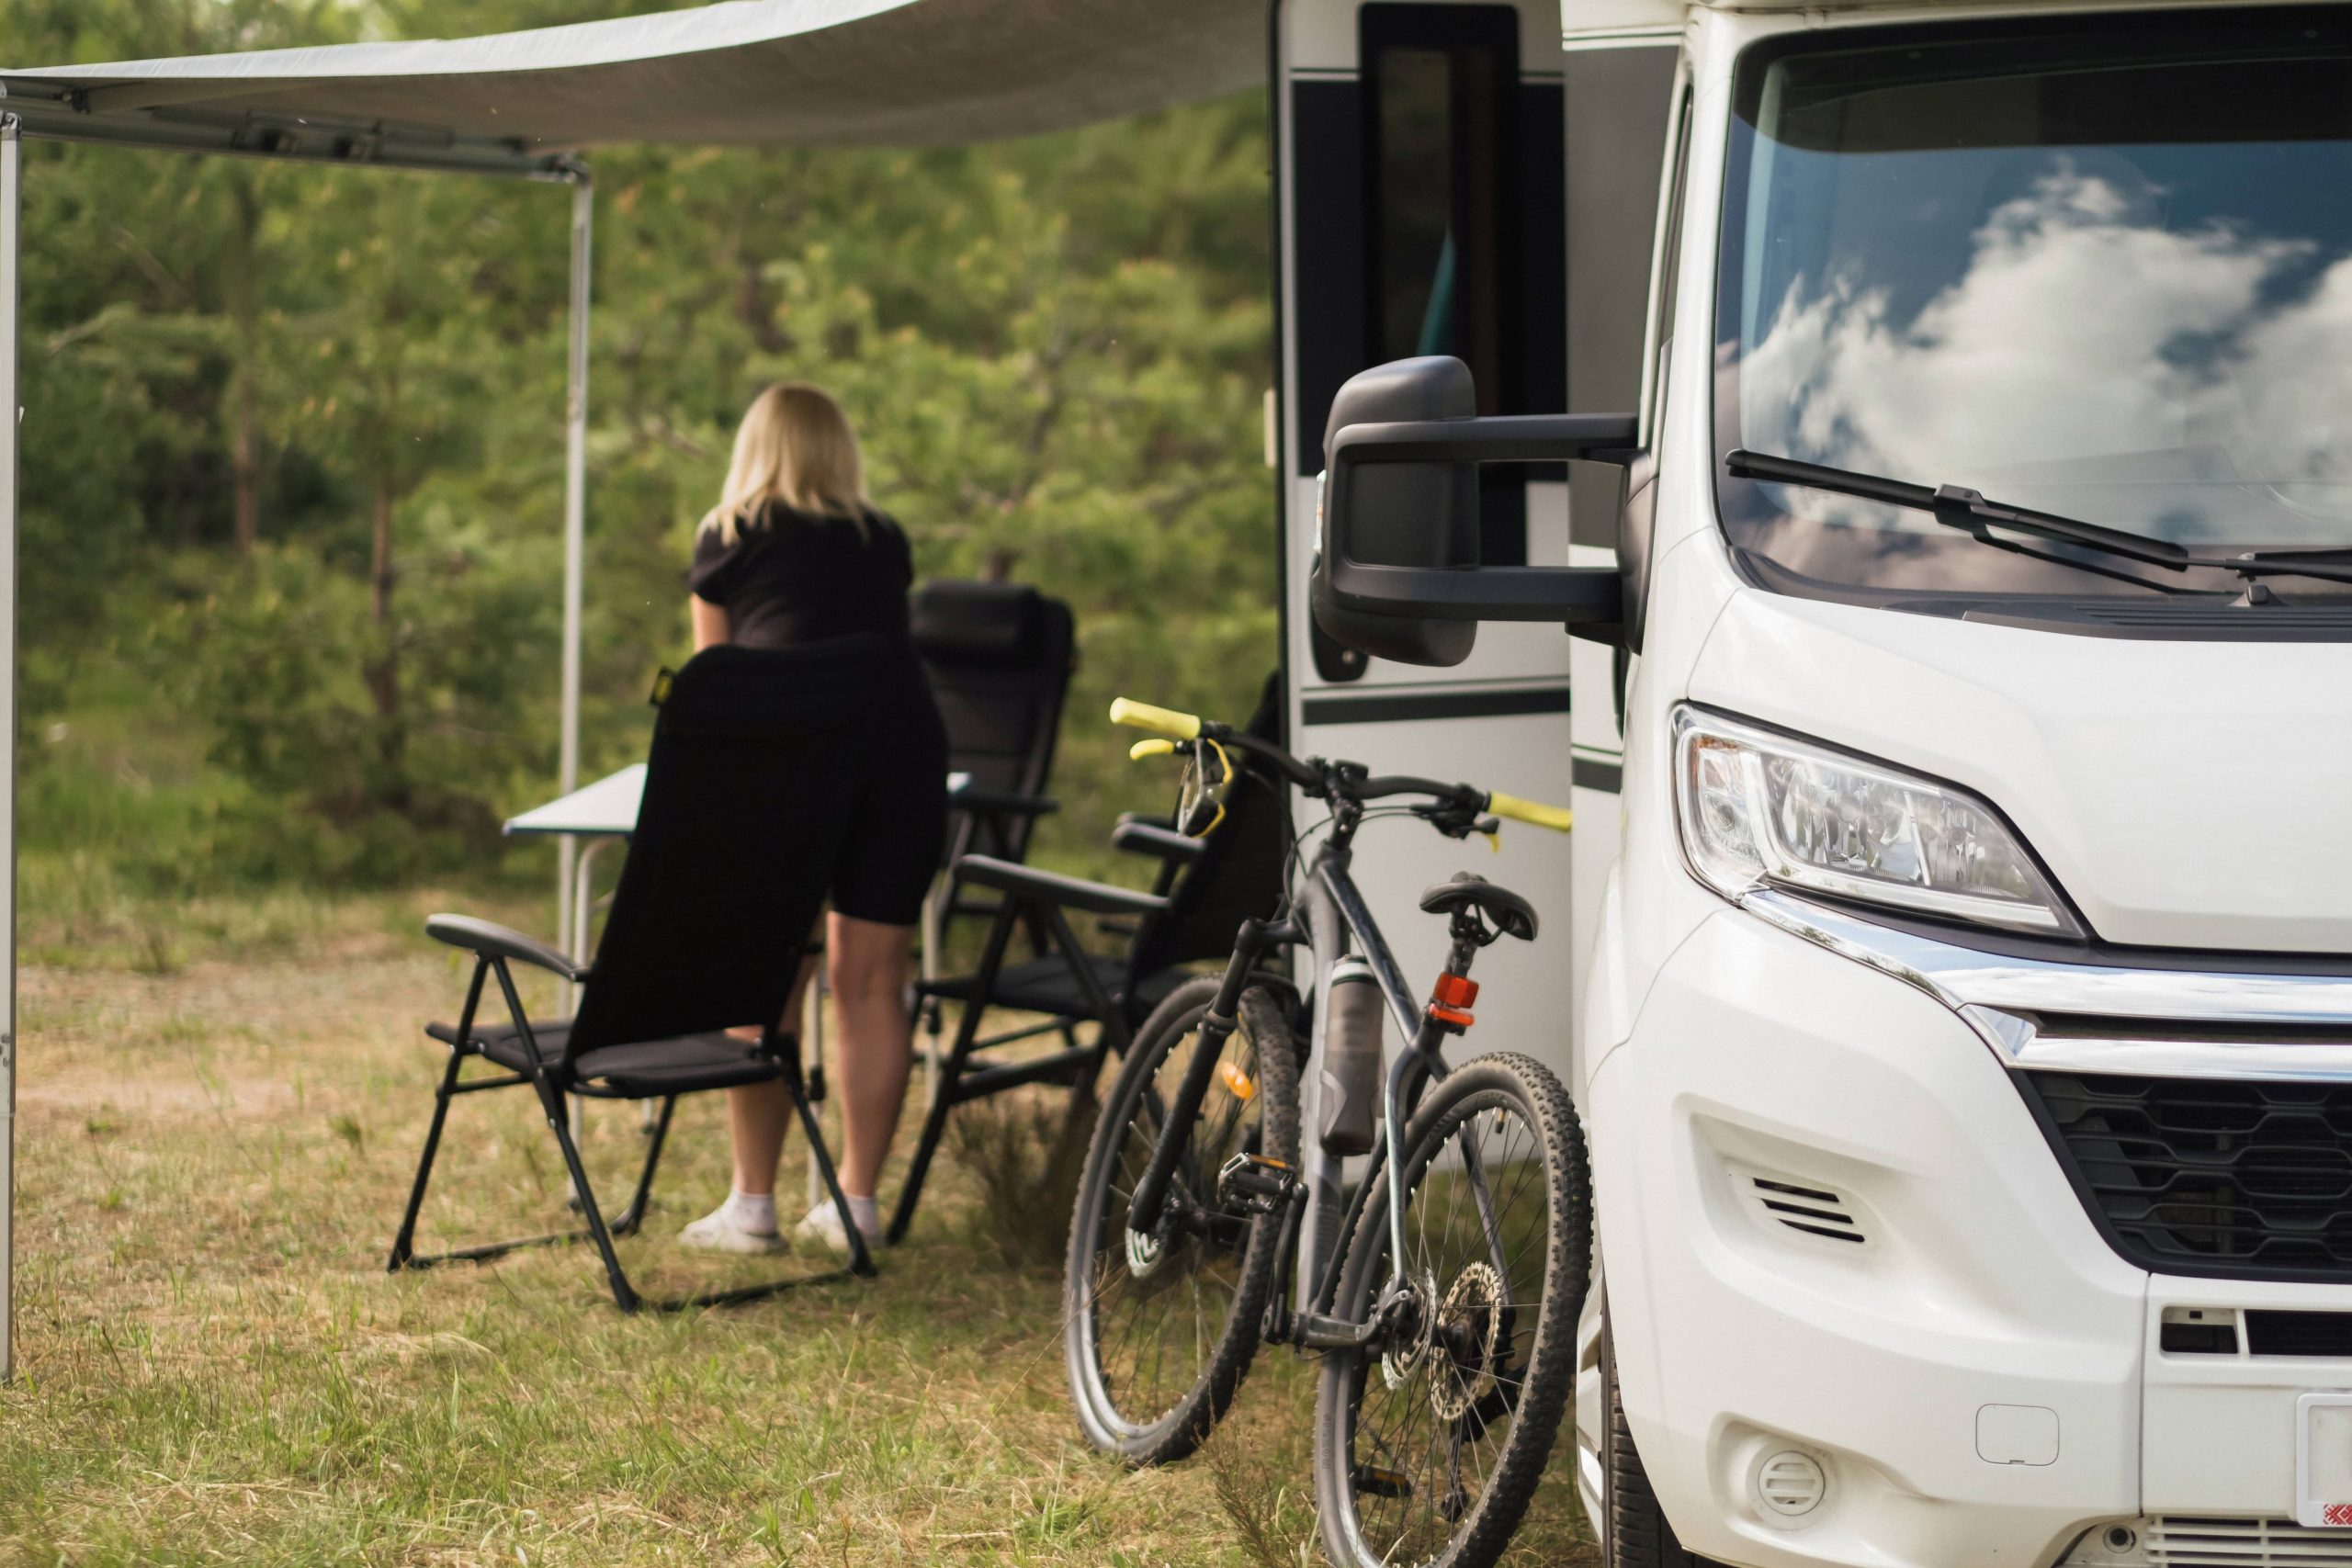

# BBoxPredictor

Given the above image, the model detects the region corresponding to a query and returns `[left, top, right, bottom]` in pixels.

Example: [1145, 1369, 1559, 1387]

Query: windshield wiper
[1727, 449, 2352, 592]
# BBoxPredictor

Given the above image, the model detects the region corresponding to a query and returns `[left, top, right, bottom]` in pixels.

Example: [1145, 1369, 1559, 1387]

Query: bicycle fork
[1124, 915, 1296, 1245]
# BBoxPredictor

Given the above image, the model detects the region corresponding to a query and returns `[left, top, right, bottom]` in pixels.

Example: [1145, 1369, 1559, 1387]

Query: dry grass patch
[1, 889, 1594, 1565]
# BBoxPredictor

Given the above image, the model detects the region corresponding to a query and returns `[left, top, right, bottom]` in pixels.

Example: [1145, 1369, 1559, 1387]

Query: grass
[0, 885, 1600, 1565]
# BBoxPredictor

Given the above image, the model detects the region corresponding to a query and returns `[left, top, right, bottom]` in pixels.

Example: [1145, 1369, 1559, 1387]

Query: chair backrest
[567, 639, 898, 1057]
[1128, 672, 1289, 977]
[912, 579, 1075, 865]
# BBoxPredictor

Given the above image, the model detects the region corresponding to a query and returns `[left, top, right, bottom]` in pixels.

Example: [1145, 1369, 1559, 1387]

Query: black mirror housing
[1311, 356, 1640, 666]
[1312, 356, 1483, 667]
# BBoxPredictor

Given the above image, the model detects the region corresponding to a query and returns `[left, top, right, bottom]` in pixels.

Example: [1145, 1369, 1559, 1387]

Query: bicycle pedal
[1217, 1152, 1303, 1213]
[1351, 1464, 1412, 1501]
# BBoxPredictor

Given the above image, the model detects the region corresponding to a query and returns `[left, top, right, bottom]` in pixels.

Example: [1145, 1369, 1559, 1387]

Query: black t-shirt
[687, 502, 914, 649]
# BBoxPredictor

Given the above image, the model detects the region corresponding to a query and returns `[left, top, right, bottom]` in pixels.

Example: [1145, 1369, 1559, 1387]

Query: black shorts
[828, 674, 949, 928]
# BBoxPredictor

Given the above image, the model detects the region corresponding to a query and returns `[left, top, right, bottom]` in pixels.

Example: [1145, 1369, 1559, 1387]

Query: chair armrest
[1113, 820, 1207, 863]
[952, 855, 1170, 919]
[950, 784, 1059, 818]
[425, 914, 588, 982]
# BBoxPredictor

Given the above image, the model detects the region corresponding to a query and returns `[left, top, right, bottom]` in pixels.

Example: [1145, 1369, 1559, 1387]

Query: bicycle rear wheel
[1064, 976, 1300, 1465]
[1313, 1051, 1590, 1568]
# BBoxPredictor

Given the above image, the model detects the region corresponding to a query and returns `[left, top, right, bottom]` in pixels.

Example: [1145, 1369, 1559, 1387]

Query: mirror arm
[1323, 413, 1640, 624]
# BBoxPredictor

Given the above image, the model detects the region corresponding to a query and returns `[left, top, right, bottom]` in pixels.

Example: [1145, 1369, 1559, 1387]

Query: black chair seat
[425, 1018, 786, 1097]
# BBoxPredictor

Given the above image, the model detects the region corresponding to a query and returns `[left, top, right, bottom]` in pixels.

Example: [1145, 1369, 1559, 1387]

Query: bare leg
[722, 942, 820, 1198]
[827, 910, 915, 1200]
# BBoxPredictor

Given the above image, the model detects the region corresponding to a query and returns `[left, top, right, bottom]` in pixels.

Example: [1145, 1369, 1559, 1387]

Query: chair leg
[609, 1096, 676, 1236]
[885, 1005, 977, 1247]
[1044, 903, 1133, 1066]
[793, 1088, 876, 1278]
[536, 1077, 642, 1314]
[388, 1046, 466, 1271]
[888, 901, 1020, 1245]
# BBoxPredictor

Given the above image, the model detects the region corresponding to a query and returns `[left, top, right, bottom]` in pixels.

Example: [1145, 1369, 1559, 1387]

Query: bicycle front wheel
[1313, 1051, 1591, 1568]
[1063, 976, 1300, 1465]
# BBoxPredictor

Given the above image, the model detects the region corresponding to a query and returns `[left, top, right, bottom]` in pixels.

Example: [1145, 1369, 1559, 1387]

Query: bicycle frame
[1123, 819, 1480, 1349]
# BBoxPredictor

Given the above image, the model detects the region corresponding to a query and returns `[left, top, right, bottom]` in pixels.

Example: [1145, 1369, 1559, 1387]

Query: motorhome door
[1272, 0, 1677, 1280]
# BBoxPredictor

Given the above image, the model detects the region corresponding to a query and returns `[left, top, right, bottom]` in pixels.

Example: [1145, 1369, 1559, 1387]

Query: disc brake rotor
[1381, 1269, 1439, 1390]
[1429, 1261, 1505, 1421]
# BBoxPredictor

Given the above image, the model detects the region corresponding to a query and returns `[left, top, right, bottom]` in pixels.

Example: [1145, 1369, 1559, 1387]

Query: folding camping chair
[886, 675, 1287, 1243]
[911, 579, 1076, 944]
[388, 639, 895, 1312]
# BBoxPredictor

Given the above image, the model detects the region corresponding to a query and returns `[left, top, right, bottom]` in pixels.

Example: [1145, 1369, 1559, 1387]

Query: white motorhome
[1295, 1, 2352, 1563]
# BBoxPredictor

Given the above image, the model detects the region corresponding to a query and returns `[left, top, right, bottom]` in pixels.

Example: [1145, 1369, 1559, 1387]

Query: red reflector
[1428, 1004, 1475, 1028]
[1433, 973, 1479, 1009]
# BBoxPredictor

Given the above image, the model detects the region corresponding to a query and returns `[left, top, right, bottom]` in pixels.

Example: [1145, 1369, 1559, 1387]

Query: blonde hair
[700, 381, 870, 544]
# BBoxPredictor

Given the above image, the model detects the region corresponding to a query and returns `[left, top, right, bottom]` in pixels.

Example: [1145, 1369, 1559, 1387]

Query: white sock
[843, 1193, 880, 1235]
[724, 1189, 778, 1235]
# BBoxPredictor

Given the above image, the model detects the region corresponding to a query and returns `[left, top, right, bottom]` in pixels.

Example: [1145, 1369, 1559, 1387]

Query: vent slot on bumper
[2017, 1072, 2352, 1282]
[2064, 1516, 2352, 1565]
[2247, 1310, 2352, 1358]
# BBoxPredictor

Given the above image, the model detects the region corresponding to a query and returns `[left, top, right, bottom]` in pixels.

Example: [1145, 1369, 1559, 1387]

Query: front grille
[2018, 1073, 2352, 1282]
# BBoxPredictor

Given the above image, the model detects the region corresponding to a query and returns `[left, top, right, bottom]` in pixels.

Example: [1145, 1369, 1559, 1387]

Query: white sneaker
[678, 1202, 787, 1254]
[792, 1200, 881, 1256]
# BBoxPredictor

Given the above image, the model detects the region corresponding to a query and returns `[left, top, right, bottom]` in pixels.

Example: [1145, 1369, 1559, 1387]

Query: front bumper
[1592, 902, 2352, 1568]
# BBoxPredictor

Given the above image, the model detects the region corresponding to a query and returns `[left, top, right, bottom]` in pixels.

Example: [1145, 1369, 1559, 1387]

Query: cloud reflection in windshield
[1739, 160, 2352, 547]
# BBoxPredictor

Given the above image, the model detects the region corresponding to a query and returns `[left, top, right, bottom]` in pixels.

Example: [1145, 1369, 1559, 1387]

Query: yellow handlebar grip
[1129, 739, 1178, 761]
[1108, 697, 1203, 740]
[1487, 790, 1575, 834]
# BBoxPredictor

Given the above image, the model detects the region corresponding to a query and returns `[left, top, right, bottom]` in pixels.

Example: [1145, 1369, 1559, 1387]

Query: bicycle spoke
[1336, 1084, 1566, 1566]
[1079, 1010, 1276, 1437]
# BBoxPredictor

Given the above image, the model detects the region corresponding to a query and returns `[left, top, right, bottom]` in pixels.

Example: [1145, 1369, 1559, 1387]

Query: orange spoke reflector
[1217, 1061, 1258, 1101]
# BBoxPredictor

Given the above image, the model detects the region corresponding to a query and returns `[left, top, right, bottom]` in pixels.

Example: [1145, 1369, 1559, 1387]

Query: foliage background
[6, 0, 1277, 917]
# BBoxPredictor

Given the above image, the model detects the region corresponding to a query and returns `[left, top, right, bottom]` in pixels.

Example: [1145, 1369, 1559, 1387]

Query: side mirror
[1311, 356, 1640, 665]
[1311, 357, 1481, 667]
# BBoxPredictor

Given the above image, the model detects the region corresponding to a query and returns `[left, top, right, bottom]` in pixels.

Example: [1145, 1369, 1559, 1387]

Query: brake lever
[1412, 802, 1487, 840]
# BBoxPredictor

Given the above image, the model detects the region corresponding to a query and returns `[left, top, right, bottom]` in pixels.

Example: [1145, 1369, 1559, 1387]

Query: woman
[679, 381, 946, 1254]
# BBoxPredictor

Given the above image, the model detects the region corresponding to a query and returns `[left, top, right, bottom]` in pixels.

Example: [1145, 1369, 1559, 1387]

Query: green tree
[1, 0, 1275, 889]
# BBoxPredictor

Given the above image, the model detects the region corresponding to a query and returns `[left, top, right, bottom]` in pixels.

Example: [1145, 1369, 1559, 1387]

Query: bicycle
[1062, 695, 1591, 1568]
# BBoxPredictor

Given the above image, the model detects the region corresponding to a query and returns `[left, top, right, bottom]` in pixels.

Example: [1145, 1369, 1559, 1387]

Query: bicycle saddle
[1418, 874, 1538, 942]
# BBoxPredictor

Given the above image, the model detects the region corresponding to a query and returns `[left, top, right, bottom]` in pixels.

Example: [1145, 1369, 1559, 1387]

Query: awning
[0, 0, 1268, 176]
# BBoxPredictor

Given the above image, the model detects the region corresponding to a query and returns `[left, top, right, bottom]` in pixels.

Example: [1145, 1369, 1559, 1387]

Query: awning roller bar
[0, 81, 564, 178]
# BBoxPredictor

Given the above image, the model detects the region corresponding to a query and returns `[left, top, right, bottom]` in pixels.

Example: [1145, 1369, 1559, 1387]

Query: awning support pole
[557, 167, 591, 975]
[1, 114, 23, 1385]
[557, 166, 592, 1160]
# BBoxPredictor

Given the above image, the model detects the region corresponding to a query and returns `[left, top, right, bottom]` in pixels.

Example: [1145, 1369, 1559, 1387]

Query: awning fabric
[0, 0, 1268, 175]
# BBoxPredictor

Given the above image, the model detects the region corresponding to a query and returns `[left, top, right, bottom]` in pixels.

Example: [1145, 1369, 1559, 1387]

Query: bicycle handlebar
[1108, 698, 1201, 740]
[1487, 790, 1575, 834]
[1111, 694, 1573, 832]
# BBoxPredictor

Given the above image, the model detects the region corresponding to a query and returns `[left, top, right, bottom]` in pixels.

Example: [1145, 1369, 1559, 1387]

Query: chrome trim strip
[1742, 888, 2352, 1081]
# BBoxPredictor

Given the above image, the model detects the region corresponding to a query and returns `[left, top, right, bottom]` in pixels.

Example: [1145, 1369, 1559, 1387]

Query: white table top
[504, 764, 974, 839]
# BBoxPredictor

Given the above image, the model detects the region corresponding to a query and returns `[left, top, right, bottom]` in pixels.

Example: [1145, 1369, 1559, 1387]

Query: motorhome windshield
[1715, 12, 2352, 604]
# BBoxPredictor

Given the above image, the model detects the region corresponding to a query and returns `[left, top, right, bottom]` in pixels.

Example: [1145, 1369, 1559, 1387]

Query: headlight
[1671, 705, 2077, 936]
